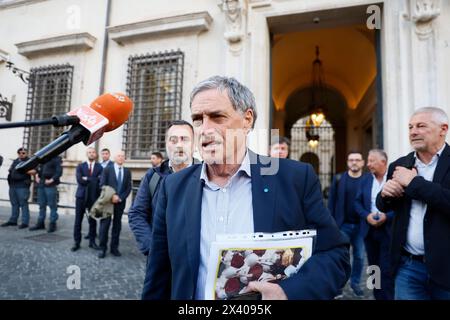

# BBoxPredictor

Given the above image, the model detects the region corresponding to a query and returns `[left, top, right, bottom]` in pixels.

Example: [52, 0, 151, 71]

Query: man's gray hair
[189, 75, 258, 128]
[369, 149, 388, 162]
[412, 107, 449, 125]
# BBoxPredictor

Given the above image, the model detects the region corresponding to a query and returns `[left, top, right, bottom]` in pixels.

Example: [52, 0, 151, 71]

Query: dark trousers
[99, 204, 124, 252]
[340, 222, 365, 288]
[142, 254, 152, 300]
[365, 227, 394, 300]
[37, 186, 58, 224]
[9, 187, 30, 225]
[73, 198, 97, 245]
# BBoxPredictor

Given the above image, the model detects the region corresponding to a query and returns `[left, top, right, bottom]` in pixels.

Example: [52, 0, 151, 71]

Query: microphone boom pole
[15, 125, 89, 173]
[0, 115, 80, 129]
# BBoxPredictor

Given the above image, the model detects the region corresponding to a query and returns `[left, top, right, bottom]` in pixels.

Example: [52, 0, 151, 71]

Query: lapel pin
[263, 188, 269, 193]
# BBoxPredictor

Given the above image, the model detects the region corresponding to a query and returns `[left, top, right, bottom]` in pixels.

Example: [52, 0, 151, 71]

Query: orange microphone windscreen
[89, 93, 133, 132]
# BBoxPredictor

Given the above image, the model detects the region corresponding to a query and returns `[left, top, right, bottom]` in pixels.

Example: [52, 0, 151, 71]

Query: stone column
[407, 0, 441, 108]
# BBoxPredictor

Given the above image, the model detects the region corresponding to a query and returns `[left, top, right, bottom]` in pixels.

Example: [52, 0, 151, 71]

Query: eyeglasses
[19, 152, 27, 155]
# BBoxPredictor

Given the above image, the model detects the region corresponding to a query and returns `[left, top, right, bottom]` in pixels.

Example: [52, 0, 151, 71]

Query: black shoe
[71, 244, 80, 252]
[18, 224, 29, 229]
[1, 221, 17, 227]
[98, 251, 106, 259]
[29, 223, 45, 231]
[89, 242, 101, 250]
[47, 223, 56, 233]
[110, 249, 122, 257]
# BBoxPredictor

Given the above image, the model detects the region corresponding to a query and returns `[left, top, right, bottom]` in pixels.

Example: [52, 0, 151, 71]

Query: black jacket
[7, 158, 32, 188]
[37, 156, 63, 187]
[376, 143, 450, 289]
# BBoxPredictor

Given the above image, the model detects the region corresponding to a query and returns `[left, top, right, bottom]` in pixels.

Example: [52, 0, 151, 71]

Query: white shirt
[405, 144, 445, 255]
[371, 173, 387, 214]
[195, 151, 254, 300]
[113, 163, 124, 184]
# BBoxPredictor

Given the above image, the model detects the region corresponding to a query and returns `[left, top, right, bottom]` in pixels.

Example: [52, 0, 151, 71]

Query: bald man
[98, 150, 132, 258]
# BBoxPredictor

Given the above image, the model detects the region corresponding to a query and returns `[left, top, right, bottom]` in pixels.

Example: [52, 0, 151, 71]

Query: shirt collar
[371, 171, 387, 184]
[200, 149, 251, 188]
[114, 163, 123, 170]
[414, 143, 446, 166]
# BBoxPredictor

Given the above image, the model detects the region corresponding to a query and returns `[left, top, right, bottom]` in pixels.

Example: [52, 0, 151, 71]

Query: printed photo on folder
[205, 229, 317, 300]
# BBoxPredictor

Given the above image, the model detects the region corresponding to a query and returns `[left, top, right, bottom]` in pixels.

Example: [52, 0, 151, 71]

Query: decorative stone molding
[107, 11, 213, 44]
[15, 32, 96, 58]
[409, 0, 441, 40]
[219, 0, 244, 43]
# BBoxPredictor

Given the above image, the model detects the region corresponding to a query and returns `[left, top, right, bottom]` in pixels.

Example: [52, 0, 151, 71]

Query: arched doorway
[271, 23, 382, 184]
[290, 117, 335, 197]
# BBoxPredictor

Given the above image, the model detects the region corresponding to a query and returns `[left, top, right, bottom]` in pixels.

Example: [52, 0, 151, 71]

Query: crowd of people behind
[1, 76, 449, 301]
[1, 147, 133, 259]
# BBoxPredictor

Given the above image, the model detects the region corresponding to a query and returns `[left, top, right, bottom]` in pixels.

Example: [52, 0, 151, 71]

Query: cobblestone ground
[0, 206, 374, 300]
[0, 206, 146, 300]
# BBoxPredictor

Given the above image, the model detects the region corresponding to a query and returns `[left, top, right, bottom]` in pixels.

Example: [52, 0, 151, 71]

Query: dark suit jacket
[100, 164, 132, 208]
[354, 173, 394, 239]
[328, 171, 366, 234]
[75, 162, 103, 205]
[146, 151, 350, 300]
[128, 160, 173, 255]
[376, 143, 450, 289]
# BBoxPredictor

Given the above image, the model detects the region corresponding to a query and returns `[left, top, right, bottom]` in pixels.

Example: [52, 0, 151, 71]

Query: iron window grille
[123, 50, 184, 159]
[23, 64, 74, 155]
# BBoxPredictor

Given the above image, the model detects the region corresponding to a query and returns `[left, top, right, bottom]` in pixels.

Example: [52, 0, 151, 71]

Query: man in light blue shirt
[146, 76, 350, 300]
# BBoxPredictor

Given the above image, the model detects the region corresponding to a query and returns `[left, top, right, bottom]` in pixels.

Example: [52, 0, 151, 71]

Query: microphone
[15, 93, 133, 173]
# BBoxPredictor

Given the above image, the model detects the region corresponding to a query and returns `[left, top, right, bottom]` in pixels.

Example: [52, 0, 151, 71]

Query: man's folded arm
[405, 176, 450, 216]
[375, 163, 401, 213]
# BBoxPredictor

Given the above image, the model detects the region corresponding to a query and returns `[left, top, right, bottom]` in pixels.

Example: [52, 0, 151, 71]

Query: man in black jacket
[2, 148, 35, 229]
[377, 107, 450, 300]
[30, 156, 63, 232]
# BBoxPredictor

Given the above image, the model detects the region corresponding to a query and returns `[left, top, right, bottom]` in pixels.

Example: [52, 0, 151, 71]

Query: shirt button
[222, 188, 227, 193]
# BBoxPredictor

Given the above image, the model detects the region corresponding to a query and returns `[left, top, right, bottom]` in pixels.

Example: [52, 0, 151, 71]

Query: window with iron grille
[23, 64, 74, 155]
[123, 50, 184, 159]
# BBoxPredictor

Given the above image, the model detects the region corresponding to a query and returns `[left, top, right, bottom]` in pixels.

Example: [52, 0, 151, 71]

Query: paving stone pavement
[0, 206, 375, 300]
[0, 206, 146, 300]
